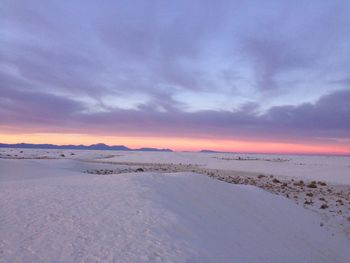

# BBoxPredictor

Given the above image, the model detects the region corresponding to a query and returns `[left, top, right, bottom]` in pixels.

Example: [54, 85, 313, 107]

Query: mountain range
[0, 143, 173, 152]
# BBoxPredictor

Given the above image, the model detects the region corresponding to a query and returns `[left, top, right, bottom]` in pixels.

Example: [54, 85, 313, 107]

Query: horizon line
[1, 142, 350, 157]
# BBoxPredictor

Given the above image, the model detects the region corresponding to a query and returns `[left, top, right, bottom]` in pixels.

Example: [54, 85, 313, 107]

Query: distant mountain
[0, 143, 173, 152]
[87, 143, 130, 151]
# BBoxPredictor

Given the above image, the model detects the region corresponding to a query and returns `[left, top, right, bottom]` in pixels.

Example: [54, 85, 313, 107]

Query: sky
[1, 0, 350, 154]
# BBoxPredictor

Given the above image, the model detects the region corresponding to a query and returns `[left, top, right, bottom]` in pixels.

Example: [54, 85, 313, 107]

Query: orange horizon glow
[1, 133, 350, 155]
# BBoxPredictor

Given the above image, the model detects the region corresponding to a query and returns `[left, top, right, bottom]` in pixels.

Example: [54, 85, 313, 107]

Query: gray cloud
[1, 82, 349, 142]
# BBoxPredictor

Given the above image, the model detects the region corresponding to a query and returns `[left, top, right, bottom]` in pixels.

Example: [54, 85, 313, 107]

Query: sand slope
[1, 159, 349, 262]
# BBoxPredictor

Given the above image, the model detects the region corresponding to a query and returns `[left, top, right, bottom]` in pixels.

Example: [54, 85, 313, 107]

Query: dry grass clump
[86, 169, 115, 175]
[272, 178, 281, 184]
[293, 180, 304, 186]
[307, 181, 317, 188]
[320, 204, 329, 209]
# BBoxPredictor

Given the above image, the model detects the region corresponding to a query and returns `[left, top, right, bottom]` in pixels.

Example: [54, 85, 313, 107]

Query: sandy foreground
[0, 148, 350, 262]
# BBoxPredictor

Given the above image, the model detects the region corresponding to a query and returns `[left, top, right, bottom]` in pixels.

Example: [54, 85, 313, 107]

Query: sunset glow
[1, 132, 349, 155]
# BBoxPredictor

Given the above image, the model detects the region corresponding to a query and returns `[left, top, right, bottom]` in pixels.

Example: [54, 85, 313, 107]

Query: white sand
[83, 150, 350, 185]
[1, 149, 350, 262]
[2, 148, 349, 184]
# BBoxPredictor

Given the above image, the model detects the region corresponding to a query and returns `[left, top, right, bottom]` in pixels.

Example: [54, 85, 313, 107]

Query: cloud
[1, 0, 350, 146]
[1, 79, 349, 142]
[78, 88, 350, 142]
[239, 0, 350, 93]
